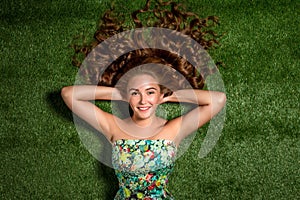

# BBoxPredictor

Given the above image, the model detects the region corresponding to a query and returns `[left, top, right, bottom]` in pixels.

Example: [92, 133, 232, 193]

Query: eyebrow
[128, 88, 138, 92]
[128, 87, 158, 92]
[146, 87, 158, 91]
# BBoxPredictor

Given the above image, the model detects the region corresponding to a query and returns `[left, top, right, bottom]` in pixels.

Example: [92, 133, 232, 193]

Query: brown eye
[147, 91, 155, 95]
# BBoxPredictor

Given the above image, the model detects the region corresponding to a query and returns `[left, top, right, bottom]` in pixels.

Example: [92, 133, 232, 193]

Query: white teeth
[139, 107, 149, 111]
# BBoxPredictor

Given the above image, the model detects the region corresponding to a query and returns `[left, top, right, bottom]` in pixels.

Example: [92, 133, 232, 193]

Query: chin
[134, 110, 155, 120]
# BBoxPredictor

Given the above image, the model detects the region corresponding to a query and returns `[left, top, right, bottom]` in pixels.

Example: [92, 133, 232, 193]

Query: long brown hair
[71, 0, 221, 93]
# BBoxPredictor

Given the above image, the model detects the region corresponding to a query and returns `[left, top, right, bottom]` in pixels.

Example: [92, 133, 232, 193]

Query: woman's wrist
[94, 86, 122, 101]
[164, 89, 196, 103]
[163, 89, 212, 105]
[111, 87, 124, 101]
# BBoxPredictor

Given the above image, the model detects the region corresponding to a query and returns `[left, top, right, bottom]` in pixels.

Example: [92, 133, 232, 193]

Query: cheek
[128, 96, 139, 105]
[149, 96, 162, 104]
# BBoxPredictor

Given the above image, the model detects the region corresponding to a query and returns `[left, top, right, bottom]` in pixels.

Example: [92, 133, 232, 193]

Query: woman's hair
[72, 0, 221, 94]
[115, 62, 186, 98]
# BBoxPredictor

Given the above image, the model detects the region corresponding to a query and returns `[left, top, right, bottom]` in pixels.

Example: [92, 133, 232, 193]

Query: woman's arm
[61, 85, 123, 140]
[163, 89, 226, 142]
[163, 89, 226, 115]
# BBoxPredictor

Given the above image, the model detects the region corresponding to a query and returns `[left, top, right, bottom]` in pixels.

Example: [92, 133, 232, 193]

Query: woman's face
[126, 74, 163, 121]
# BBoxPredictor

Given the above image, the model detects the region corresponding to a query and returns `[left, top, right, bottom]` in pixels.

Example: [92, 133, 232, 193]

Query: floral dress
[112, 139, 177, 200]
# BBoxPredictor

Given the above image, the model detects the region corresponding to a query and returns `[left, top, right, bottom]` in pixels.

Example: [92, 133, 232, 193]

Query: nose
[139, 93, 147, 104]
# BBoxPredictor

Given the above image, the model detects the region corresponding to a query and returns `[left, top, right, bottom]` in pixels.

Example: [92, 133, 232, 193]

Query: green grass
[1, 0, 299, 199]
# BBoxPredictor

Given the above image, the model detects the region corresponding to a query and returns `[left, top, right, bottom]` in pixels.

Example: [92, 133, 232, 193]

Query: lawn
[1, 0, 299, 199]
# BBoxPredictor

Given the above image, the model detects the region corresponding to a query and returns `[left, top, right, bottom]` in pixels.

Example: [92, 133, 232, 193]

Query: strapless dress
[112, 139, 177, 199]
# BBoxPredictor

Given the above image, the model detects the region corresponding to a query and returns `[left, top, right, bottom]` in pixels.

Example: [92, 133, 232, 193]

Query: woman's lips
[138, 106, 151, 111]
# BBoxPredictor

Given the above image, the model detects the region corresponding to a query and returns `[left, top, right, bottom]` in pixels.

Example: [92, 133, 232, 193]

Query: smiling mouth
[138, 107, 151, 111]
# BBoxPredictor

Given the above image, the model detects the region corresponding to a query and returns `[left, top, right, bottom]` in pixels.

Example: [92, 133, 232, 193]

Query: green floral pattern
[112, 139, 177, 200]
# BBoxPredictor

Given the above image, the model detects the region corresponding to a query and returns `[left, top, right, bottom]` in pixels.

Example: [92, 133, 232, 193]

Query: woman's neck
[116, 116, 166, 139]
[131, 115, 154, 128]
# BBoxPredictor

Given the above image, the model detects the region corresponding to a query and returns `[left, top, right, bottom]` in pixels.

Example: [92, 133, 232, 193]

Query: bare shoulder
[158, 117, 182, 140]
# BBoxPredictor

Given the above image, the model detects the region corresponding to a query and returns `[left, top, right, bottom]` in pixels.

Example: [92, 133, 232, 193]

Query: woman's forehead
[127, 74, 160, 89]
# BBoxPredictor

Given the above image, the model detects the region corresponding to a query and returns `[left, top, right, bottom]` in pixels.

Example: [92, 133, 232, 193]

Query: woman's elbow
[61, 86, 73, 101]
[218, 92, 227, 107]
[213, 92, 226, 107]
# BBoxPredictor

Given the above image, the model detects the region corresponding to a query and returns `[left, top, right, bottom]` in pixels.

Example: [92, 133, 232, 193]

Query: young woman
[63, 0, 226, 199]
[61, 64, 225, 199]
